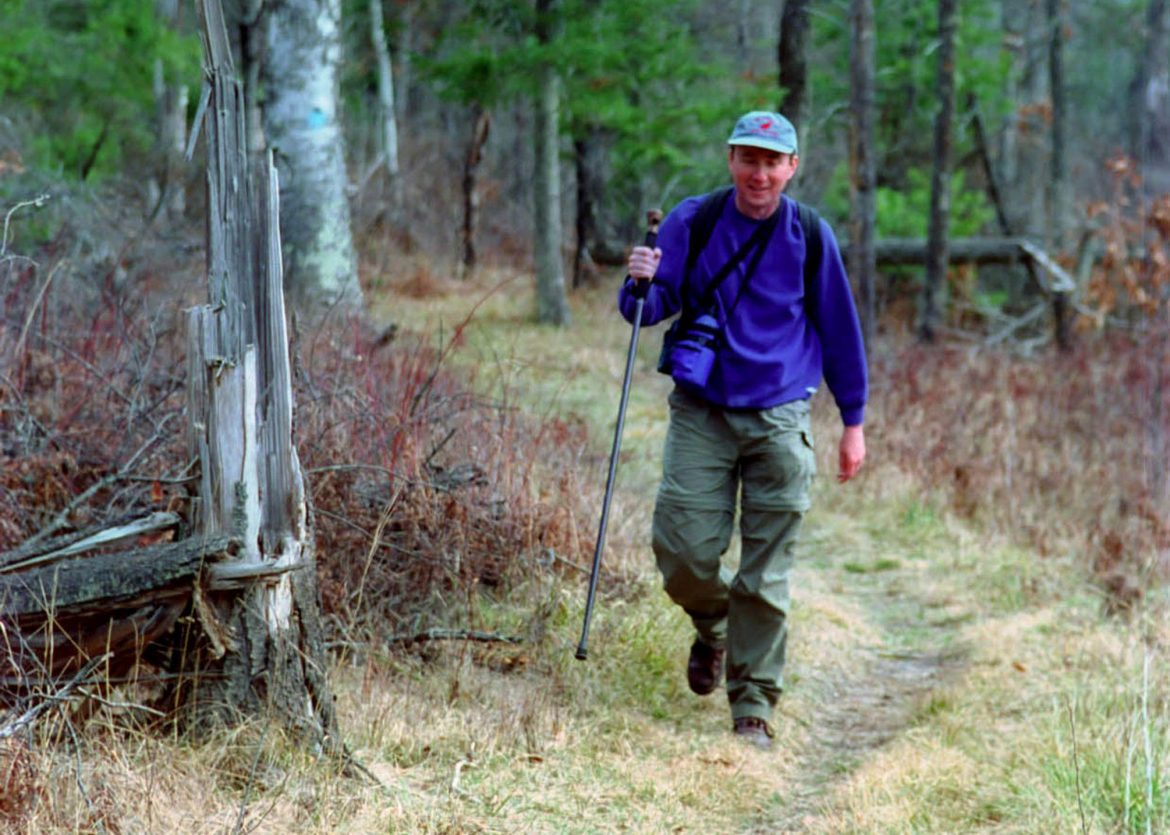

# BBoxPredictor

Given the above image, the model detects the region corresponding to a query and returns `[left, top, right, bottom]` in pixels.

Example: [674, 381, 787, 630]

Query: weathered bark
[853, 237, 1061, 266]
[394, 0, 418, 121]
[998, 0, 1022, 194]
[533, 0, 570, 326]
[778, 0, 811, 132]
[1046, 0, 1067, 251]
[1045, 0, 1071, 349]
[221, 0, 266, 154]
[1128, 0, 1168, 171]
[848, 0, 877, 347]
[573, 130, 626, 288]
[149, 0, 188, 219]
[181, 0, 336, 742]
[460, 104, 491, 280]
[969, 95, 1071, 347]
[0, 528, 234, 690]
[369, 0, 400, 180]
[263, 0, 362, 314]
[921, 0, 957, 344]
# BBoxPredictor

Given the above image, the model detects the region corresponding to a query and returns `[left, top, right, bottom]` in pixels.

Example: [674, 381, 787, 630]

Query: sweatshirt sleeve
[808, 219, 868, 426]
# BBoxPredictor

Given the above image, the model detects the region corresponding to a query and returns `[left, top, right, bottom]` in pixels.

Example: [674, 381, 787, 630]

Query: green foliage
[0, 0, 200, 180]
[821, 166, 995, 239]
[809, 0, 1010, 181]
[417, 0, 771, 207]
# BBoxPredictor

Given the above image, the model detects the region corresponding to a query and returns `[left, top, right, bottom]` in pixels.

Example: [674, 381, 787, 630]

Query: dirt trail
[751, 550, 972, 832]
[761, 645, 966, 832]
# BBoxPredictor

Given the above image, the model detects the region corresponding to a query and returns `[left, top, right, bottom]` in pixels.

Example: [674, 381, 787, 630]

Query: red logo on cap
[761, 120, 772, 130]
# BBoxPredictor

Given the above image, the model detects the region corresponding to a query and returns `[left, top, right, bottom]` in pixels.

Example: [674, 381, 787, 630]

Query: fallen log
[0, 533, 234, 616]
[851, 236, 1077, 290]
[0, 534, 235, 690]
[863, 237, 1027, 265]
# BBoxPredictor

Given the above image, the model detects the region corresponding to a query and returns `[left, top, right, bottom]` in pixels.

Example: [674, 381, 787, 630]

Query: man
[618, 111, 867, 749]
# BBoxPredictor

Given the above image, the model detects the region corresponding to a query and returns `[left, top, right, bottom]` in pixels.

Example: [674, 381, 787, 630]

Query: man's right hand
[628, 246, 662, 284]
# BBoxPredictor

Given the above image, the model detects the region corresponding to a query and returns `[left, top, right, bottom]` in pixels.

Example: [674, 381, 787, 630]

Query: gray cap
[727, 111, 797, 154]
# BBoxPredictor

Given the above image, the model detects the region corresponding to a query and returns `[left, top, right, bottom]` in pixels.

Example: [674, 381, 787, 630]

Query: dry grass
[2, 209, 1169, 832]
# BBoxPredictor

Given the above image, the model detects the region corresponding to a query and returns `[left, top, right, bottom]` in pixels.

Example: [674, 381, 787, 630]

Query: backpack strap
[684, 190, 823, 311]
[795, 201, 823, 318]
[683, 186, 734, 295]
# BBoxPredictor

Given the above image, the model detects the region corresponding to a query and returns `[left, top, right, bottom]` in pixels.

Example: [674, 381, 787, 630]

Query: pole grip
[630, 209, 663, 299]
[644, 209, 663, 247]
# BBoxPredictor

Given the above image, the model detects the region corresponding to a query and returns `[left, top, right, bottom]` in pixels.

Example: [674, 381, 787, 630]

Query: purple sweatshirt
[618, 191, 868, 426]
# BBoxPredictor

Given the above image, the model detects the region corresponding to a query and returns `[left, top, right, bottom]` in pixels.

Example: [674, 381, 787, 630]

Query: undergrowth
[2, 174, 1169, 831]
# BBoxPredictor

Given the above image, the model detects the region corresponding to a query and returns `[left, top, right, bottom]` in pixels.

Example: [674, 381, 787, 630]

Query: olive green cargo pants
[651, 388, 816, 723]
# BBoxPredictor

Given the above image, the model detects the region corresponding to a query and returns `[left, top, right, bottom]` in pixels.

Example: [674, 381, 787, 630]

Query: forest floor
[5, 259, 1168, 833]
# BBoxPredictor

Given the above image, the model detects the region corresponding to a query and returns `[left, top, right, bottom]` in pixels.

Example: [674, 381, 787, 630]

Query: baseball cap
[727, 111, 798, 154]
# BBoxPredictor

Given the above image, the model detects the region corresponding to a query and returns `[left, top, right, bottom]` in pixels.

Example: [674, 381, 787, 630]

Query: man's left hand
[837, 424, 866, 483]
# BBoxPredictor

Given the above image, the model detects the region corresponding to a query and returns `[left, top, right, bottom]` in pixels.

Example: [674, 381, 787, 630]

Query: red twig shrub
[293, 318, 597, 640]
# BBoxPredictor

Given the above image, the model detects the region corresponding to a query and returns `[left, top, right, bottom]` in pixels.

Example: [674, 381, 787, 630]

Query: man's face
[727, 145, 799, 218]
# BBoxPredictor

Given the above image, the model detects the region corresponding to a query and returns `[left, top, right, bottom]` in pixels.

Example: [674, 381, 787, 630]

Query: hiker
[617, 110, 868, 750]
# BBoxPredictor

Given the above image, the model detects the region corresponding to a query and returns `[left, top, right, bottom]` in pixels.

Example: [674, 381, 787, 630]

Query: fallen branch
[384, 628, 522, 646]
[0, 652, 110, 740]
[0, 511, 181, 573]
[985, 303, 1048, 347]
[20, 412, 180, 550]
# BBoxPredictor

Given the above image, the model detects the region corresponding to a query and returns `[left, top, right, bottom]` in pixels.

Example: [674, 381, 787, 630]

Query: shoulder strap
[684, 186, 734, 285]
[683, 192, 823, 315]
[795, 200, 822, 295]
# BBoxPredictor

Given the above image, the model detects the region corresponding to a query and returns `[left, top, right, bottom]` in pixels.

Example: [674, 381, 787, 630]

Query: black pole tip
[575, 646, 588, 661]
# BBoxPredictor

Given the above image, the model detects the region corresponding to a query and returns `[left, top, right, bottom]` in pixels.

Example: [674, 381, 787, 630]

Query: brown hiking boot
[733, 716, 773, 750]
[686, 639, 725, 695]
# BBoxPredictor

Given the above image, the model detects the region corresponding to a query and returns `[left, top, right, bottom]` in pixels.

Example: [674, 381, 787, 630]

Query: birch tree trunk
[181, 0, 337, 743]
[263, 0, 362, 313]
[533, 0, 570, 326]
[778, 0, 812, 133]
[848, 0, 877, 347]
[921, 0, 957, 343]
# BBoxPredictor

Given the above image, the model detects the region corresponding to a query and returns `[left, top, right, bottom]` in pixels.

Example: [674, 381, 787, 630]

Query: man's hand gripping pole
[576, 209, 662, 661]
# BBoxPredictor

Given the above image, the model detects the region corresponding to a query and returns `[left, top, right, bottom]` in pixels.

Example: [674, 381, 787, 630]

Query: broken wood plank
[0, 512, 181, 575]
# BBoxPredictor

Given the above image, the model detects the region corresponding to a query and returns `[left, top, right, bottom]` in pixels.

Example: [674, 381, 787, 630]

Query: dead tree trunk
[778, 0, 812, 132]
[149, 0, 188, 220]
[459, 104, 491, 281]
[848, 0, 877, 347]
[533, 0, 570, 326]
[1046, 0, 1071, 349]
[180, 0, 337, 743]
[921, 0, 957, 343]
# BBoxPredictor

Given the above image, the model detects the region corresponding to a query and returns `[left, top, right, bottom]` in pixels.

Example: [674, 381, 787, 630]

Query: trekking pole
[576, 208, 663, 661]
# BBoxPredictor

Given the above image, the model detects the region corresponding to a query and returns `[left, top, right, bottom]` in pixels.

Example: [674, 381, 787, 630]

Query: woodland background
[1, 0, 1170, 832]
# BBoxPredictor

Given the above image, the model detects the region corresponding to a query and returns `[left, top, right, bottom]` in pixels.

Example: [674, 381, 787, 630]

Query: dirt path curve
[751, 547, 972, 832]
[761, 647, 966, 832]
